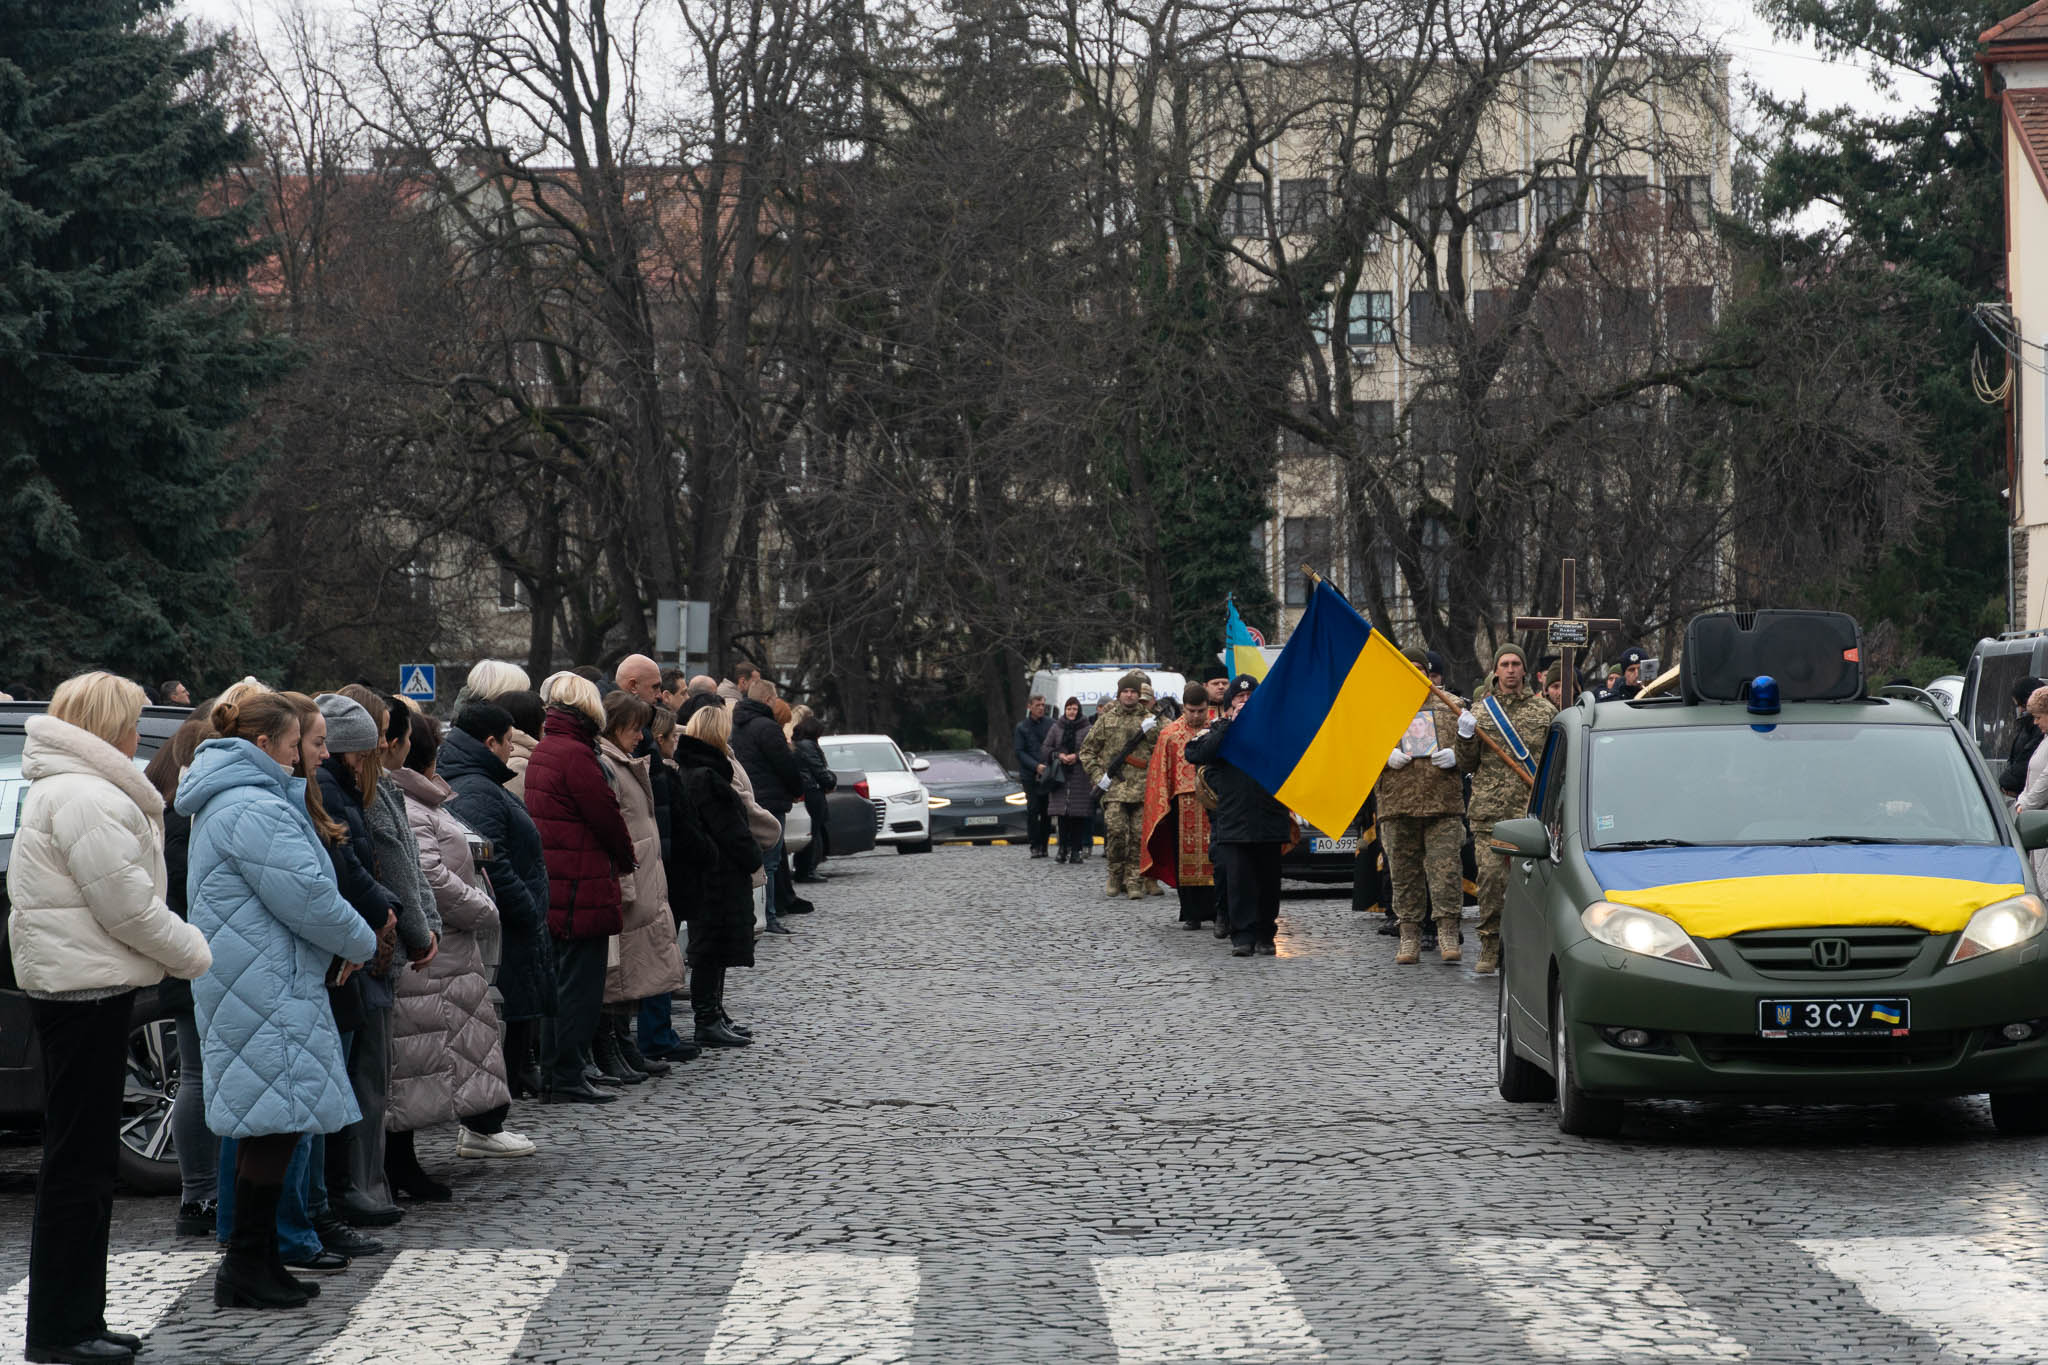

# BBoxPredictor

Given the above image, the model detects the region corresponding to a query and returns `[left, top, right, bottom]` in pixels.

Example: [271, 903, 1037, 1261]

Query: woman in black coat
[789, 712, 835, 881]
[672, 703, 763, 1048]
[1042, 698, 1097, 862]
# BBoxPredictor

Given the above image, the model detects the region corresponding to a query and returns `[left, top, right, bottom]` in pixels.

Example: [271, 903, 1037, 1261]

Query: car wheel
[1551, 982, 1623, 1138]
[115, 1011, 182, 1194]
[1990, 1091, 2048, 1136]
[1498, 973, 1553, 1103]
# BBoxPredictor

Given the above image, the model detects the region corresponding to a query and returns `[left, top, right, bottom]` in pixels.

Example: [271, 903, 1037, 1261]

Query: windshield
[1585, 724, 2001, 849]
[920, 752, 1008, 783]
[821, 740, 905, 774]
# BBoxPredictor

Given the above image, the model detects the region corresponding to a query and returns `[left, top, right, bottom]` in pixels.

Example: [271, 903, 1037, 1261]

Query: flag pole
[1300, 564, 1534, 787]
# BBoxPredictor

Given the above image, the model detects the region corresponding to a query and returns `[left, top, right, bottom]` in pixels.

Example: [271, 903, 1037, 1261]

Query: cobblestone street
[7, 844, 2048, 1363]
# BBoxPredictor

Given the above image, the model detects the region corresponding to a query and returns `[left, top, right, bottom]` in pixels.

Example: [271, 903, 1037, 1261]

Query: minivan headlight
[1950, 894, 2047, 964]
[1581, 901, 1711, 970]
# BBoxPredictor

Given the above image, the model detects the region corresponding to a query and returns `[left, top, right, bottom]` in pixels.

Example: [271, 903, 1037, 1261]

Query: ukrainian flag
[1218, 580, 1432, 836]
[1224, 596, 1268, 681]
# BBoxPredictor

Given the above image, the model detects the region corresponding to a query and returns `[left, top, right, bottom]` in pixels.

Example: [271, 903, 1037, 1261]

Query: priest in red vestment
[1140, 681, 1218, 928]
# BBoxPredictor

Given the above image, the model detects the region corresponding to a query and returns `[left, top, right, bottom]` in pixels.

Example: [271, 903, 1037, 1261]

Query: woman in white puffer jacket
[6, 672, 212, 1365]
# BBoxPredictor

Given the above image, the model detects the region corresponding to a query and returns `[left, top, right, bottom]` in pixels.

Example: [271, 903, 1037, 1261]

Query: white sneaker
[457, 1126, 537, 1159]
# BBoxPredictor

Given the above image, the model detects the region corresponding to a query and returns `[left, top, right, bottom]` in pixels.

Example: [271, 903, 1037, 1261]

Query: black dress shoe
[313, 1213, 383, 1256]
[696, 1020, 753, 1047]
[335, 1196, 403, 1228]
[283, 1249, 352, 1274]
[1029, 848, 1048, 859]
[782, 897, 815, 914]
[1230, 943, 1255, 957]
[794, 872, 829, 883]
[1376, 917, 1401, 937]
[176, 1198, 216, 1237]
[763, 921, 794, 935]
[26, 1338, 134, 1363]
[546, 1081, 617, 1104]
[98, 1332, 141, 1352]
[389, 1168, 453, 1201]
[719, 1013, 753, 1038]
[1255, 941, 1277, 956]
[614, 1031, 670, 1076]
[1179, 920, 1204, 930]
[1211, 920, 1230, 939]
[644, 1040, 702, 1062]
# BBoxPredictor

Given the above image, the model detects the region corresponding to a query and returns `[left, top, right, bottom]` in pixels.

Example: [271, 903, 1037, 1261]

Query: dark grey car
[919, 750, 1030, 844]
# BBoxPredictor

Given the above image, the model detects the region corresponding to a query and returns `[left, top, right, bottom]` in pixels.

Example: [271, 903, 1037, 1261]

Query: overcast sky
[182, 0, 1934, 128]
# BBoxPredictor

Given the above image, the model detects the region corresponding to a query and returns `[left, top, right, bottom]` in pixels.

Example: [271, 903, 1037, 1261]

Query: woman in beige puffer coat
[595, 693, 685, 1079]
[384, 714, 525, 1192]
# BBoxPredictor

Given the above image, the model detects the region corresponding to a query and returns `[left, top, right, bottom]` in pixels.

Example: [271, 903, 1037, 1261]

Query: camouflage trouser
[1382, 814, 1465, 927]
[1104, 801, 1145, 890]
[1474, 819, 1508, 939]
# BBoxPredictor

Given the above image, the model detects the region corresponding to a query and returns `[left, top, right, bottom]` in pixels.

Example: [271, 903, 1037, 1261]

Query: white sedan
[818, 734, 932, 854]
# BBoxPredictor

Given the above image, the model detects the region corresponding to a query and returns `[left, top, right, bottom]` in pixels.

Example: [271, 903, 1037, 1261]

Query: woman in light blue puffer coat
[177, 693, 377, 1312]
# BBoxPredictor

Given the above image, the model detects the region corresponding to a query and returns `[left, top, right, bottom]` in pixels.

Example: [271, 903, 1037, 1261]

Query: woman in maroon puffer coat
[523, 672, 635, 1103]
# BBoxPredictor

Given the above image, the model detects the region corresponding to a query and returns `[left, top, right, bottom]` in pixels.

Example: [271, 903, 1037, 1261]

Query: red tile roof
[1984, 0, 2048, 46]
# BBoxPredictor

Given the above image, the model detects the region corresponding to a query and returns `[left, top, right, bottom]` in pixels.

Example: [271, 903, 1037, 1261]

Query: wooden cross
[1513, 558, 1622, 707]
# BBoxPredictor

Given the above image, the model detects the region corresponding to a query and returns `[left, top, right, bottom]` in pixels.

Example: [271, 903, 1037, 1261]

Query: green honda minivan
[1493, 612, 2048, 1137]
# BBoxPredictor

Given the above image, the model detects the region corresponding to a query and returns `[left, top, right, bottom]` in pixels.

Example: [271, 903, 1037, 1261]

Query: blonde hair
[785, 702, 813, 741]
[463, 659, 531, 701]
[212, 677, 272, 712]
[540, 670, 605, 727]
[685, 703, 732, 753]
[48, 671, 147, 747]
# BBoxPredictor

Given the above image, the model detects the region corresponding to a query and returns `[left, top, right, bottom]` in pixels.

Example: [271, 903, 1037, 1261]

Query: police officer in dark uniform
[1596, 647, 1649, 702]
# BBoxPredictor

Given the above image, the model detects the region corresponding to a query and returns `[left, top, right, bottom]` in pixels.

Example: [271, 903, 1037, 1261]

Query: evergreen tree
[1752, 0, 2013, 663]
[0, 0, 290, 690]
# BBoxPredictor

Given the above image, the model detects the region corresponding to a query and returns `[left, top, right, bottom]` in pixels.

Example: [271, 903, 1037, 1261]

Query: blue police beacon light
[1747, 674, 1781, 716]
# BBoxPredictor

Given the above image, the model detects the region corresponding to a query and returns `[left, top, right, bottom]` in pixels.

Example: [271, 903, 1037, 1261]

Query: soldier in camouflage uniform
[1080, 670, 1161, 899]
[1379, 646, 1472, 965]
[1453, 642, 1556, 975]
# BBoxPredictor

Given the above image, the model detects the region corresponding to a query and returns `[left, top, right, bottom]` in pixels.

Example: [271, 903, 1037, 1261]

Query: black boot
[591, 1027, 646, 1084]
[385, 1130, 452, 1202]
[214, 1178, 308, 1309]
[613, 1017, 670, 1077]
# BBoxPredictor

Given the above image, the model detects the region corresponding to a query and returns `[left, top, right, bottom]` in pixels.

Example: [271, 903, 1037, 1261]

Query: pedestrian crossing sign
[399, 665, 436, 702]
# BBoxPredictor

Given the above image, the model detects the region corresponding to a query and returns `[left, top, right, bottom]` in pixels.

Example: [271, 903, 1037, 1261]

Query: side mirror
[2018, 809, 2048, 852]
[1491, 816, 1552, 859]
[910, 757, 930, 773]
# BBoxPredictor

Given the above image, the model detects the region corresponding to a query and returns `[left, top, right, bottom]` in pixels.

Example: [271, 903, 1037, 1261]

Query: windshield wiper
[1591, 838, 1697, 850]
[1802, 835, 1918, 845]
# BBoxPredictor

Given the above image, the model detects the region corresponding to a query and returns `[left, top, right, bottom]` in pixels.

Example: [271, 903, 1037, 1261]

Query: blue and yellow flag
[1224, 596, 1268, 681]
[1218, 580, 1432, 836]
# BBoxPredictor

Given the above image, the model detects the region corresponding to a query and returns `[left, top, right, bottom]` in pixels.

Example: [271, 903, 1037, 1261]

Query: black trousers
[1213, 842, 1282, 947]
[1057, 815, 1092, 856]
[691, 964, 726, 1028]
[549, 936, 609, 1089]
[28, 991, 135, 1350]
[1026, 788, 1051, 851]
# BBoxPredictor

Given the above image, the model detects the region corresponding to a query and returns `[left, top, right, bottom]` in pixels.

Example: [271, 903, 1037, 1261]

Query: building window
[1283, 517, 1332, 605]
[1409, 400, 1456, 482]
[1353, 400, 1396, 441]
[1532, 176, 1576, 231]
[496, 564, 523, 610]
[1664, 285, 1714, 344]
[1278, 178, 1329, 234]
[1667, 174, 1712, 231]
[1472, 176, 1520, 233]
[1472, 288, 1516, 340]
[1598, 174, 1650, 224]
[1225, 182, 1265, 237]
[1601, 286, 1653, 349]
[1414, 175, 1454, 229]
[1408, 289, 1458, 347]
[1347, 291, 1394, 346]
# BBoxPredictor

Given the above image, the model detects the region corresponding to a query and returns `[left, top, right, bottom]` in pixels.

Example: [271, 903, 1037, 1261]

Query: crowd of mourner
[5, 658, 837, 1363]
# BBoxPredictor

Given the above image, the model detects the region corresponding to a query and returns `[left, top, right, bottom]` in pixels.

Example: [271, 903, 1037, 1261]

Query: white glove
[1096, 773, 1112, 792]
[1387, 748, 1413, 770]
[1431, 747, 1458, 769]
[1457, 710, 1478, 738]
[1141, 715, 1159, 733]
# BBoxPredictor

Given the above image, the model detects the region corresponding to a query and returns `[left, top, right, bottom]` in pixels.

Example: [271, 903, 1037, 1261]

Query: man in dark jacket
[1184, 676, 1295, 957]
[1013, 695, 1055, 859]
[2001, 676, 2045, 797]
[729, 679, 805, 925]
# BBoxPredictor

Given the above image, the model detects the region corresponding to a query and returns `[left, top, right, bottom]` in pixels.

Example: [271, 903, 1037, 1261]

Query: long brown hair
[335, 683, 389, 808]
[280, 691, 348, 846]
[144, 712, 213, 803]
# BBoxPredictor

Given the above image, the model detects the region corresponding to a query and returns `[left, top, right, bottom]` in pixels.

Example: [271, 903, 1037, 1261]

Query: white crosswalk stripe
[704, 1250, 921, 1365]
[1091, 1250, 1327, 1363]
[1454, 1236, 1749, 1360]
[1797, 1235, 2048, 1362]
[0, 1250, 217, 1360]
[311, 1249, 567, 1365]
